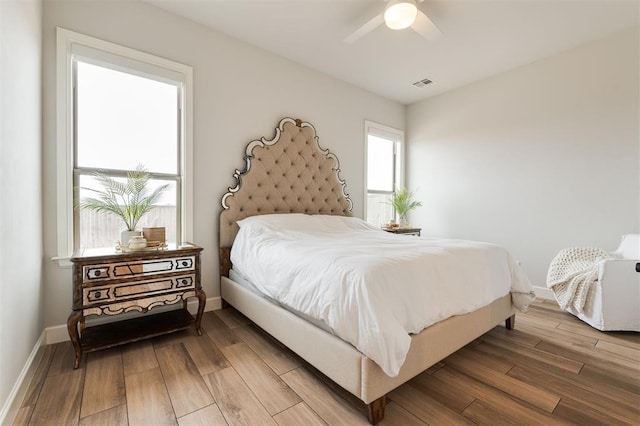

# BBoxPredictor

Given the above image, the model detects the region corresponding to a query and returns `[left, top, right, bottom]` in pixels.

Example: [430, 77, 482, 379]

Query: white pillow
[237, 213, 378, 234]
[236, 213, 314, 232]
[313, 214, 380, 232]
[615, 234, 640, 259]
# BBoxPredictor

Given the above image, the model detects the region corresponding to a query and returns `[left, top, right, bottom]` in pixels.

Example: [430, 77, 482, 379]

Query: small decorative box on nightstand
[67, 243, 205, 368]
[382, 227, 422, 236]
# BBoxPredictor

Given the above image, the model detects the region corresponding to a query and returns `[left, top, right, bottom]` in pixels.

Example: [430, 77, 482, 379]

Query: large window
[74, 61, 181, 248]
[365, 121, 404, 226]
[55, 28, 193, 262]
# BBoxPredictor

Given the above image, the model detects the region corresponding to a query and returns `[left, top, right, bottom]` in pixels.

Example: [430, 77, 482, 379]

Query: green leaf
[76, 164, 169, 232]
[386, 187, 423, 218]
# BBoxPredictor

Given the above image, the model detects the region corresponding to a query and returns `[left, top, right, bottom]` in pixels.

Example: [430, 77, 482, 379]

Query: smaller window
[364, 121, 404, 226]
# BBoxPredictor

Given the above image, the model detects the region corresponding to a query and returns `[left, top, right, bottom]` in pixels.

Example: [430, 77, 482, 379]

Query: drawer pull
[85, 267, 110, 281]
[87, 289, 109, 302]
[176, 277, 193, 288]
[176, 258, 194, 270]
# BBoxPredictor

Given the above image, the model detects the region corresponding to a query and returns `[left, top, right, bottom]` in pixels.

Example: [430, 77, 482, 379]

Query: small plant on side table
[77, 164, 169, 246]
[388, 187, 422, 227]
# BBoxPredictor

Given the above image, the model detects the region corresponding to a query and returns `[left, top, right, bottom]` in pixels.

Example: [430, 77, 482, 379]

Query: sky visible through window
[366, 134, 397, 226]
[367, 135, 395, 192]
[76, 61, 178, 205]
[75, 60, 181, 247]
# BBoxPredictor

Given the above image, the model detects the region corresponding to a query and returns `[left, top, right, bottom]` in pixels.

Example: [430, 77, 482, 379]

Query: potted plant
[77, 164, 169, 246]
[388, 187, 422, 227]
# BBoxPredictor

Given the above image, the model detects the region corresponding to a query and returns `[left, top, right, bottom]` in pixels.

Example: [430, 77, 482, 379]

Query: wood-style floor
[13, 300, 640, 425]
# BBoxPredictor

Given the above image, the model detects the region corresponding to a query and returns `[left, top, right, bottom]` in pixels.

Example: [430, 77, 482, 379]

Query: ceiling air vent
[412, 78, 433, 88]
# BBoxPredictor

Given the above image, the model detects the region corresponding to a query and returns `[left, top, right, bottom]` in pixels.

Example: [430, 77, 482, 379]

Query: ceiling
[145, 0, 639, 105]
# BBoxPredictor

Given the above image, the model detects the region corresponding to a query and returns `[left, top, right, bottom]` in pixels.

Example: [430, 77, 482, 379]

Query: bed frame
[219, 117, 515, 424]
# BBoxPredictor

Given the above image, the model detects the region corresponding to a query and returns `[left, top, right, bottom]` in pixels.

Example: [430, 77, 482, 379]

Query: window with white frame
[364, 121, 404, 226]
[55, 28, 193, 261]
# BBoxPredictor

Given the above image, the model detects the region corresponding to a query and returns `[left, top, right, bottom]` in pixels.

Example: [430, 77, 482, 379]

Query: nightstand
[383, 227, 422, 236]
[67, 243, 205, 368]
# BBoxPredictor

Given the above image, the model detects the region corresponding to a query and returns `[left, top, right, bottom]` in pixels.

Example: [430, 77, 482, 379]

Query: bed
[219, 117, 534, 424]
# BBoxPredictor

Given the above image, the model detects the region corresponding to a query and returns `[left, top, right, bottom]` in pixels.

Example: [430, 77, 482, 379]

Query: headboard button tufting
[219, 118, 353, 248]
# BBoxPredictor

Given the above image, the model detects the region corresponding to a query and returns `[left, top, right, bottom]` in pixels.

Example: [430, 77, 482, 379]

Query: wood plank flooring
[14, 300, 640, 425]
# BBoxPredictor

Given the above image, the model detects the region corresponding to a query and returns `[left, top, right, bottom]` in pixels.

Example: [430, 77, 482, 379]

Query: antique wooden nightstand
[67, 243, 205, 368]
[382, 227, 422, 236]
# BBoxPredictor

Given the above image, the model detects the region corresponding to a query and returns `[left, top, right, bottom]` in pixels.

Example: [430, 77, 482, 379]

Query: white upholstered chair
[566, 234, 640, 331]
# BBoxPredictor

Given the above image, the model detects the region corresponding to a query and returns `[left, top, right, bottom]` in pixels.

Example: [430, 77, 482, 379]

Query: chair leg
[505, 314, 516, 330]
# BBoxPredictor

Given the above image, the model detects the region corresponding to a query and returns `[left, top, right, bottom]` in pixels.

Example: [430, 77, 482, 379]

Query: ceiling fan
[344, 0, 442, 44]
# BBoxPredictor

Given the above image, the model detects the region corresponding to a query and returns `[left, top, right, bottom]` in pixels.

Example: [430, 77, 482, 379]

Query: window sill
[51, 256, 72, 268]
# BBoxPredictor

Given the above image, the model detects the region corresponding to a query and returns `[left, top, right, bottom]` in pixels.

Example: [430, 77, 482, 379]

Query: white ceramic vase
[121, 230, 141, 246]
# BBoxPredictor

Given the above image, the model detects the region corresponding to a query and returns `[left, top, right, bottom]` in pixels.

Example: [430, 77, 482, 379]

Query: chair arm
[599, 259, 640, 285]
[596, 259, 640, 331]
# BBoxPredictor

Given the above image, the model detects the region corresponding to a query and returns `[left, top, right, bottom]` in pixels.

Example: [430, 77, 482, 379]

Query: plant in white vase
[77, 164, 169, 246]
[388, 187, 422, 227]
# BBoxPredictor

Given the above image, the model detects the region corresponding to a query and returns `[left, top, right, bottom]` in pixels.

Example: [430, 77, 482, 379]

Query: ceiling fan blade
[411, 10, 442, 40]
[344, 12, 384, 44]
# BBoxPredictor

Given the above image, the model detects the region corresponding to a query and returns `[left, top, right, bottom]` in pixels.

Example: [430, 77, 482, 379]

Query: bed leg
[505, 314, 516, 330]
[367, 395, 387, 425]
[221, 298, 230, 309]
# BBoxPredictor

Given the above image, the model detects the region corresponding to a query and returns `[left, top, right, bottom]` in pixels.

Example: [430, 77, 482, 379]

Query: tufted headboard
[219, 117, 353, 276]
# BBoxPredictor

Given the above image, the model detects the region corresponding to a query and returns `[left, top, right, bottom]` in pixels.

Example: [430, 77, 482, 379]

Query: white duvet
[230, 214, 534, 377]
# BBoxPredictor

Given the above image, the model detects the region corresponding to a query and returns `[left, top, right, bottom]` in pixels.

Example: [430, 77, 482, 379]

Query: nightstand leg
[67, 310, 83, 369]
[195, 288, 206, 336]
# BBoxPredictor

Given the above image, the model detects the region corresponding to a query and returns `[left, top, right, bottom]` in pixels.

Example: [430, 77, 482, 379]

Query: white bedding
[230, 214, 534, 377]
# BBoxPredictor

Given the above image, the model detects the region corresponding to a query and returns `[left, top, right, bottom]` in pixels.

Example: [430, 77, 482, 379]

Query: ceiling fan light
[384, 0, 418, 30]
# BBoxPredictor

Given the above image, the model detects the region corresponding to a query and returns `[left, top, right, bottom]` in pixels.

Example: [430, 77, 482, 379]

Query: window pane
[76, 61, 178, 174]
[78, 174, 177, 249]
[367, 135, 395, 192]
[366, 193, 395, 226]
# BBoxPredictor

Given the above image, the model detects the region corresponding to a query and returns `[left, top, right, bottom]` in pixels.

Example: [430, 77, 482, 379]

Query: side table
[67, 243, 206, 368]
[382, 227, 422, 236]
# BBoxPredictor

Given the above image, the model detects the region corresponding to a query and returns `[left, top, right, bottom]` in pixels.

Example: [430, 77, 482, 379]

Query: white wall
[407, 28, 639, 290]
[0, 0, 43, 417]
[41, 1, 404, 327]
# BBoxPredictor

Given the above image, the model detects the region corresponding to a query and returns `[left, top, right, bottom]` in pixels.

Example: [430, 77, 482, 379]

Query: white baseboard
[532, 285, 554, 300]
[45, 296, 222, 345]
[0, 331, 45, 426]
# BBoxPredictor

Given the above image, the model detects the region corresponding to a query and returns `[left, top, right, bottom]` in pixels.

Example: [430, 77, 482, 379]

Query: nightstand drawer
[83, 274, 196, 306]
[83, 290, 196, 317]
[82, 256, 196, 283]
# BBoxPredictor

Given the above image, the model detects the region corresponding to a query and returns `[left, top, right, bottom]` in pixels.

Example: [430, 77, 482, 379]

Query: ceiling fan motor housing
[384, 0, 418, 30]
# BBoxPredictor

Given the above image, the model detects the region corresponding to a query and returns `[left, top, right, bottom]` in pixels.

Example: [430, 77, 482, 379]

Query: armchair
[565, 234, 640, 331]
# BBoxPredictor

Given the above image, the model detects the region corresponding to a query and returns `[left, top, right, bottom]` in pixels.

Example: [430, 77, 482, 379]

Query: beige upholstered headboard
[219, 117, 353, 276]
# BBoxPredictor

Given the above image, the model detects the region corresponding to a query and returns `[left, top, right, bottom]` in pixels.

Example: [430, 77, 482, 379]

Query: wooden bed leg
[505, 314, 516, 330]
[367, 395, 387, 425]
[221, 298, 230, 309]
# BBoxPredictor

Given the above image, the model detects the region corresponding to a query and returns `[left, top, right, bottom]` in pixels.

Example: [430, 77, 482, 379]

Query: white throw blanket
[546, 247, 616, 313]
